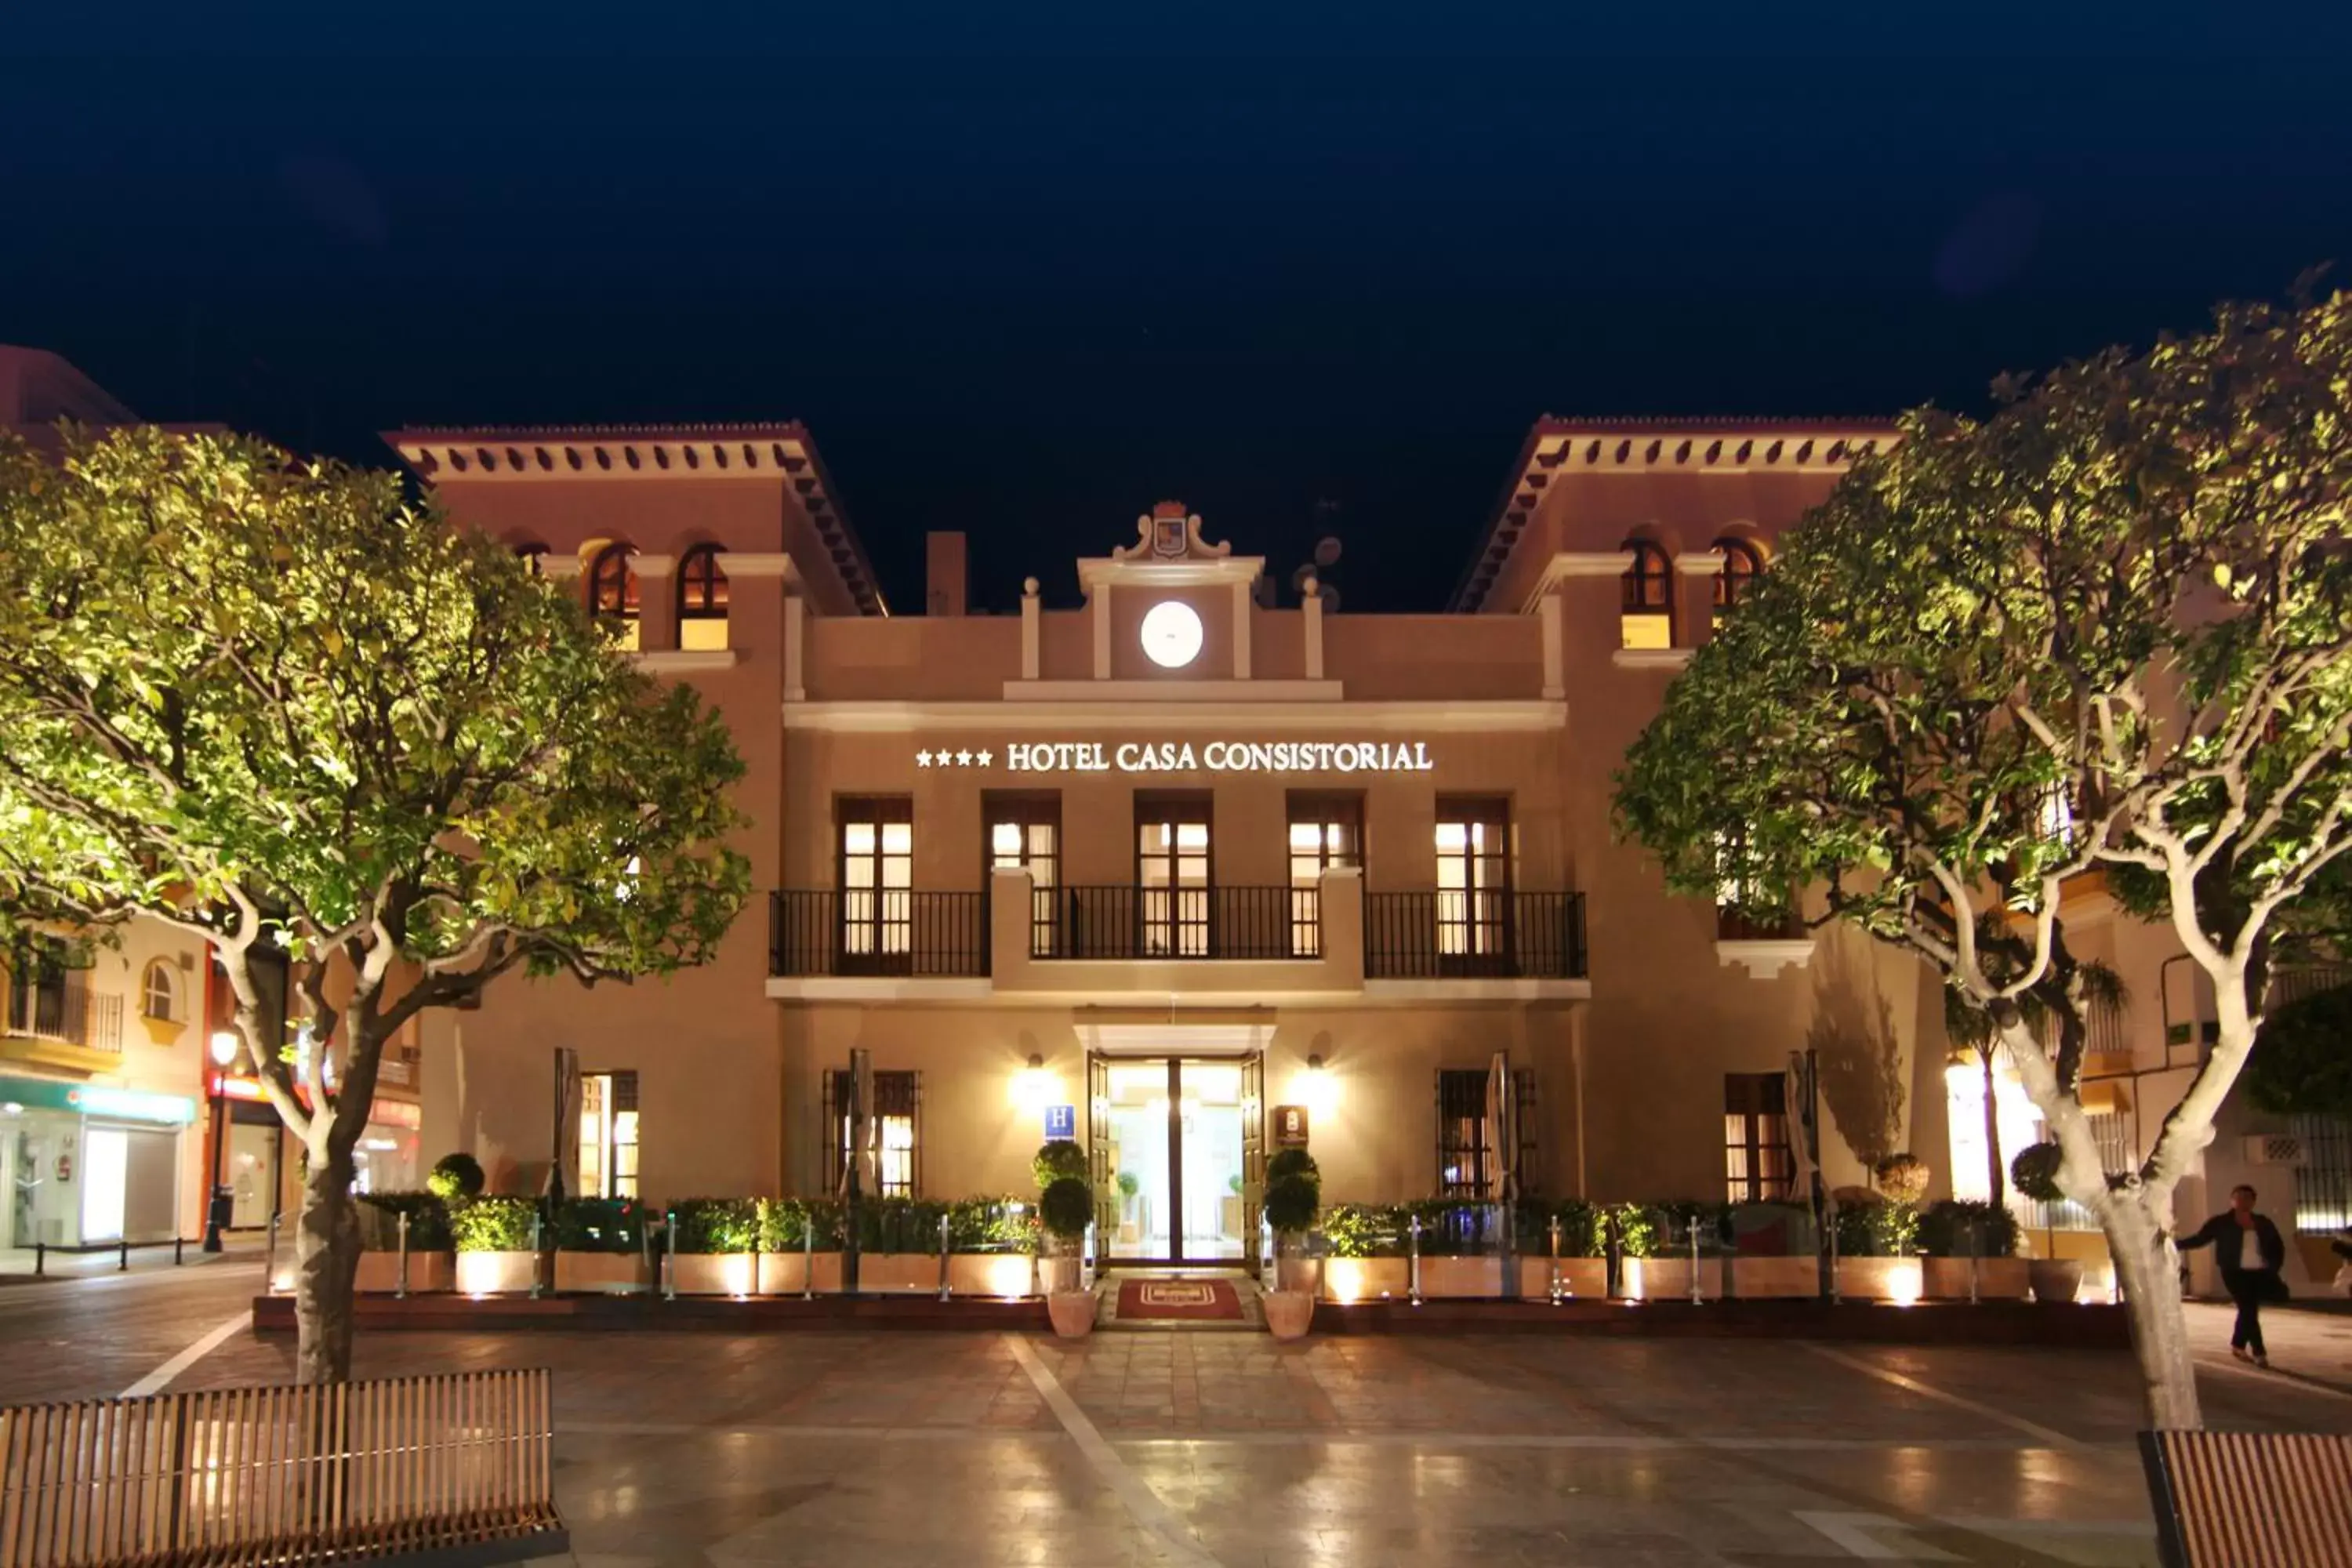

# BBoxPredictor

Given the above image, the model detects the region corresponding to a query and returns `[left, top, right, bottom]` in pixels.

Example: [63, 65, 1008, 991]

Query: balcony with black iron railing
[768, 876, 1591, 991]
[1361, 891, 1587, 980]
[768, 890, 992, 978]
[2, 971, 125, 1060]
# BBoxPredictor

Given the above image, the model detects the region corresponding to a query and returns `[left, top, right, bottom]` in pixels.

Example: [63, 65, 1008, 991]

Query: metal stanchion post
[174, 1236, 184, 1266]
[529, 1213, 543, 1300]
[1548, 1214, 1563, 1301]
[119, 1240, 129, 1272]
[396, 1210, 410, 1300]
[1967, 1221, 1980, 1306]
[264, 1213, 279, 1292]
[1687, 1221, 1701, 1305]
[664, 1210, 678, 1302]
[1827, 1198, 1842, 1305]
[938, 1212, 953, 1302]
[1408, 1214, 1423, 1306]
[802, 1215, 815, 1301]
[34, 1241, 44, 1278]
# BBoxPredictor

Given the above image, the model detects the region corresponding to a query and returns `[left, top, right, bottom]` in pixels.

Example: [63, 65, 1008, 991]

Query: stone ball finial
[1303, 574, 1320, 599]
[1022, 575, 1040, 597]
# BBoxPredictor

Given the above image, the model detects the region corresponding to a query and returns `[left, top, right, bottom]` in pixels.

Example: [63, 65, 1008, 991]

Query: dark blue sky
[6, 5, 2348, 612]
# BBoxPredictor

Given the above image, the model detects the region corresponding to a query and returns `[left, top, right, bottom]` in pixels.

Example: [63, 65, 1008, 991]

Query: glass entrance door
[1098, 1057, 1250, 1264]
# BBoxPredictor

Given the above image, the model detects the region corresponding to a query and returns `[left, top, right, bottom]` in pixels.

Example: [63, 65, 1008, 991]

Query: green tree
[1617, 292, 2352, 1429]
[0, 429, 748, 1382]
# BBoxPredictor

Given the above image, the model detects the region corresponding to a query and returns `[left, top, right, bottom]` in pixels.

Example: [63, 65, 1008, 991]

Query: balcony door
[1136, 795, 1211, 956]
[837, 797, 913, 975]
[986, 792, 1061, 957]
[1435, 797, 1510, 975]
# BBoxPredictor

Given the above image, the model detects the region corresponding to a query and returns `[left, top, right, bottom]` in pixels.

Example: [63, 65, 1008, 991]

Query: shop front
[0, 1076, 195, 1249]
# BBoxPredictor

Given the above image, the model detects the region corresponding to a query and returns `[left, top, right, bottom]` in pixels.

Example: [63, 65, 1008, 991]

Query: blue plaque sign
[1043, 1104, 1076, 1141]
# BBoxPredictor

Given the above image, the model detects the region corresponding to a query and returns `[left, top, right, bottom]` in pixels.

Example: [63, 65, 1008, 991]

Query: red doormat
[1116, 1277, 1244, 1322]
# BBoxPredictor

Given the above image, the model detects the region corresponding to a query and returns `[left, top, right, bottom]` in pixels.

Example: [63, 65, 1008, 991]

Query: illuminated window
[1620, 540, 1674, 649]
[1435, 797, 1508, 967]
[1137, 796, 1211, 956]
[838, 798, 913, 970]
[588, 544, 641, 651]
[1713, 538, 1763, 614]
[827, 1069, 920, 1198]
[1287, 793, 1361, 957]
[578, 1070, 640, 1200]
[140, 960, 180, 1022]
[1724, 1073, 1795, 1202]
[1714, 828, 1796, 941]
[986, 793, 1061, 956]
[677, 544, 730, 652]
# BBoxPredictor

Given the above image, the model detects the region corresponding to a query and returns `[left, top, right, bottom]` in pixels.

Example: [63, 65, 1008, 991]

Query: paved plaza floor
[5, 1261, 2349, 1566]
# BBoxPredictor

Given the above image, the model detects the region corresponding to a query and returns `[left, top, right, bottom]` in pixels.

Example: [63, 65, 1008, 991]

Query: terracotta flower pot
[2028, 1258, 2084, 1305]
[1276, 1256, 1321, 1294]
[1047, 1290, 1097, 1338]
[1262, 1289, 1315, 1340]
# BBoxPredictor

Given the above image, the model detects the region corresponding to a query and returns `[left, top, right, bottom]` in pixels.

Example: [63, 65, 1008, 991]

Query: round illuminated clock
[1139, 600, 1203, 669]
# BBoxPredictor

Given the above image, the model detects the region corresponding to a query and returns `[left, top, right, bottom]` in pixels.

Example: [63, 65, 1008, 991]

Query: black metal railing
[768, 890, 990, 978]
[3, 972, 123, 1051]
[1363, 891, 1587, 979]
[1033, 885, 1321, 960]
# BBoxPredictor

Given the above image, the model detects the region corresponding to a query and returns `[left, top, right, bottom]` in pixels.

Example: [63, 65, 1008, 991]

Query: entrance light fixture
[209, 1030, 240, 1069]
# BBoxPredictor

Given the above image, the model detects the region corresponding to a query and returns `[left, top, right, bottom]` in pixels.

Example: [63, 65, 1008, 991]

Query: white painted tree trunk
[2098, 1191, 2201, 1429]
[292, 1144, 362, 1385]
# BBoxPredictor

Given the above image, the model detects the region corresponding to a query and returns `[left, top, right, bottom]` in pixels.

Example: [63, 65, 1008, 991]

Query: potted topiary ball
[426, 1152, 486, 1203]
[1261, 1171, 1320, 1340]
[1033, 1140, 1088, 1190]
[1039, 1174, 1096, 1338]
[2010, 1143, 2084, 1304]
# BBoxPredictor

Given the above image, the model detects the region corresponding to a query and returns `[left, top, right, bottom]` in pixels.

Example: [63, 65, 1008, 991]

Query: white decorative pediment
[1112, 502, 1232, 564]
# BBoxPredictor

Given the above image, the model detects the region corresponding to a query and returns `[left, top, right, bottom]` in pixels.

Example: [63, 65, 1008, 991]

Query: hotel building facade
[359, 414, 2343, 1283]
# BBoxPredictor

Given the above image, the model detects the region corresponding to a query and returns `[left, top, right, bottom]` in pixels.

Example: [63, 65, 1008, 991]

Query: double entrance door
[1089, 1054, 1265, 1266]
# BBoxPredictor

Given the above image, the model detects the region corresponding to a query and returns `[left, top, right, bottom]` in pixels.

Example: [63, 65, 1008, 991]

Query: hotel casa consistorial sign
[913, 740, 1436, 774]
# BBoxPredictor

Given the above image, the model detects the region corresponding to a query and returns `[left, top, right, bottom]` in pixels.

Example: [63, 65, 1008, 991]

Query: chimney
[926, 532, 967, 617]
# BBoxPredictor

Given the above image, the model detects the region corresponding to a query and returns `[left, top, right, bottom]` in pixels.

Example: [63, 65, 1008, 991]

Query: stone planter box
[855, 1254, 944, 1294]
[454, 1250, 539, 1296]
[671, 1252, 763, 1297]
[1321, 1257, 1409, 1303]
[757, 1251, 845, 1294]
[1730, 1258, 1820, 1298]
[949, 1253, 1038, 1298]
[1515, 1257, 1609, 1300]
[556, 1251, 652, 1295]
[355, 1251, 453, 1294]
[1834, 1258, 1924, 1304]
[1922, 1257, 2030, 1301]
[1627, 1257, 1719, 1302]
[1417, 1257, 1506, 1298]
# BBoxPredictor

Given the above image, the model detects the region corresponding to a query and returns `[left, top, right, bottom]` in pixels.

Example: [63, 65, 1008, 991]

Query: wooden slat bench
[2140, 1429, 2352, 1568]
[0, 1368, 566, 1568]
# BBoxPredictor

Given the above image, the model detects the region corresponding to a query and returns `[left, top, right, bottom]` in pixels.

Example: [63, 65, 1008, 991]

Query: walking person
[2177, 1184, 2289, 1368]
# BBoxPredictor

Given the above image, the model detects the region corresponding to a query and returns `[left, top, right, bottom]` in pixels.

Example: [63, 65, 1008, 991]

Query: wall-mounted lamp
[209, 1030, 241, 1069]
[1013, 1052, 1053, 1111]
[1300, 1052, 1337, 1117]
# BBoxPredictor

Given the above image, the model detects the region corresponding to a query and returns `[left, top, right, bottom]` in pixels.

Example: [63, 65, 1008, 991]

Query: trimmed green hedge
[668, 1197, 761, 1254]
[1917, 1200, 2020, 1258]
[449, 1196, 539, 1253]
[358, 1192, 452, 1252]
[1832, 1198, 1921, 1258]
[553, 1198, 644, 1254]
[756, 1197, 844, 1251]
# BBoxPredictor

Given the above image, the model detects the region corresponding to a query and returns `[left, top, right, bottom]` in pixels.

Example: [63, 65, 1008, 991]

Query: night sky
[6, 6, 2349, 614]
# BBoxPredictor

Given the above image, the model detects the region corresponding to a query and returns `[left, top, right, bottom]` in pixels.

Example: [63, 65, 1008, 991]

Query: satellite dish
[1290, 564, 1316, 592]
[1319, 586, 1341, 615]
[1313, 536, 1342, 568]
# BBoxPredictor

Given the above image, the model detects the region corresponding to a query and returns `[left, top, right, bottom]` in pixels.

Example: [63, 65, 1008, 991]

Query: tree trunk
[1980, 1050, 2005, 1207]
[2100, 1192, 2202, 1429]
[292, 1145, 362, 1384]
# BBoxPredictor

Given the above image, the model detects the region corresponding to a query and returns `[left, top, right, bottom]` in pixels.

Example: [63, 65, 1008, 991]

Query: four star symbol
[914, 746, 993, 768]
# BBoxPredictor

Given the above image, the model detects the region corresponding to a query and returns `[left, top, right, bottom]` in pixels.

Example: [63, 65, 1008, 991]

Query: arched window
[140, 960, 180, 1023]
[1619, 540, 1674, 650]
[1714, 538, 1763, 612]
[514, 543, 549, 579]
[677, 544, 730, 652]
[588, 544, 641, 651]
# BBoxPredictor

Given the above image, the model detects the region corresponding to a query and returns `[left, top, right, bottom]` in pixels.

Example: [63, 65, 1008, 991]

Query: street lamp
[205, 1030, 238, 1253]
